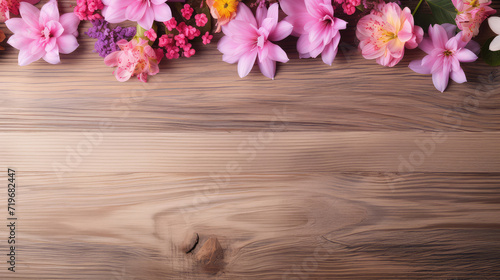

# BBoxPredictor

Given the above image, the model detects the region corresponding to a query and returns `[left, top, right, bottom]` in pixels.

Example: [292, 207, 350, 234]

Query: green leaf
[481, 37, 500, 66]
[425, 0, 457, 25]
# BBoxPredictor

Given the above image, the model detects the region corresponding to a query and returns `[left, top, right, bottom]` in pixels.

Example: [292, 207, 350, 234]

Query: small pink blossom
[356, 2, 423, 67]
[6, 0, 80, 66]
[104, 38, 161, 82]
[74, 0, 104, 21]
[0, 0, 40, 22]
[202, 31, 213, 45]
[195, 13, 208, 27]
[145, 28, 157, 41]
[218, 3, 293, 79]
[164, 17, 177, 31]
[102, 0, 172, 30]
[409, 24, 479, 92]
[334, 0, 361, 15]
[181, 4, 193, 20]
[452, 0, 496, 42]
[281, 0, 347, 66]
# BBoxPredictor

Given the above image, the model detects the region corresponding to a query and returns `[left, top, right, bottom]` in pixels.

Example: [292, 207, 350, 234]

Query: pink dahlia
[0, 0, 39, 22]
[281, 0, 347, 66]
[409, 24, 479, 92]
[6, 0, 80, 66]
[452, 0, 496, 42]
[102, 0, 172, 30]
[217, 3, 293, 79]
[356, 2, 423, 67]
[104, 38, 162, 82]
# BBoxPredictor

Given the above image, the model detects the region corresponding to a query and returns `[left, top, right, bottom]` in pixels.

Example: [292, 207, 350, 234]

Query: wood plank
[1, 131, 499, 174]
[1, 173, 499, 279]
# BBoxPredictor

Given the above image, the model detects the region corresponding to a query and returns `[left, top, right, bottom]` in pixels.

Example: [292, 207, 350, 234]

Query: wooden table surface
[1, 1, 500, 279]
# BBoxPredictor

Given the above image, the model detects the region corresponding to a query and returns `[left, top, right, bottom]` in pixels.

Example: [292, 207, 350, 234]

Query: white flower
[488, 16, 500, 52]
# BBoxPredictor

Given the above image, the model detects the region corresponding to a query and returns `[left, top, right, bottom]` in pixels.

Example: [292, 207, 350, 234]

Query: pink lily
[6, 0, 80, 66]
[280, 0, 347, 66]
[217, 3, 293, 79]
[0, 0, 40, 22]
[452, 0, 496, 42]
[409, 24, 479, 92]
[102, 0, 172, 30]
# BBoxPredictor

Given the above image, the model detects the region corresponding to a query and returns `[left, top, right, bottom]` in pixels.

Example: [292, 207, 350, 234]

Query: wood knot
[195, 237, 224, 274]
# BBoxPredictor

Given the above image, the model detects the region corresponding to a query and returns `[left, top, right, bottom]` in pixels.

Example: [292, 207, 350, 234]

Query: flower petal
[321, 39, 338, 66]
[43, 48, 61, 64]
[488, 16, 500, 35]
[489, 36, 500, 52]
[432, 67, 450, 93]
[429, 24, 448, 49]
[153, 3, 172, 22]
[409, 59, 432, 74]
[19, 2, 40, 30]
[40, 0, 59, 25]
[60, 13, 80, 36]
[267, 42, 288, 63]
[258, 57, 276, 79]
[137, 7, 155, 29]
[450, 67, 467, 84]
[237, 51, 257, 78]
[57, 34, 79, 54]
[269, 20, 293, 41]
[455, 48, 477, 62]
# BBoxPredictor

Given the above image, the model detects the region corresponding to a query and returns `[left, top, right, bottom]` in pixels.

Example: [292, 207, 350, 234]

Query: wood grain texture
[0, 0, 500, 279]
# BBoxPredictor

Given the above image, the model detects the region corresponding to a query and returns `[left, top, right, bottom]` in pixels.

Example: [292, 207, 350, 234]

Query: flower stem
[412, 0, 424, 16]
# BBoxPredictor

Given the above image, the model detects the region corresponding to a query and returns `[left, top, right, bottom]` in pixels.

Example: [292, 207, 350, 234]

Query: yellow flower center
[213, 0, 238, 19]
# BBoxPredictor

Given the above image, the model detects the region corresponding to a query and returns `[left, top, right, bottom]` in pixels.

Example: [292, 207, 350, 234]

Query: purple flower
[85, 19, 136, 57]
[409, 24, 479, 92]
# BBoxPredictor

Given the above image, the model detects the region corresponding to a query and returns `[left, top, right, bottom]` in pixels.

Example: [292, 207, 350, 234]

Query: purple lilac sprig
[85, 19, 136, 58]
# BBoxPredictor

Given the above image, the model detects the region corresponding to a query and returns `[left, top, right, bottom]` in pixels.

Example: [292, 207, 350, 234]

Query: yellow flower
[206, 0, 239, 32]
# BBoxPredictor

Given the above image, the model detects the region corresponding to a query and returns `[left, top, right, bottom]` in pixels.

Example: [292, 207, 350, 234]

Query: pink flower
[102, 0, 172, 30]
[356, 2, 423, 67]
[104, 38, 161, 82]
[334, 0, 361, 15]
[0, 0, 39, 22]
[74, 0, 104, 21]
[281, 0, 347, 66]
[145, 28, 157, 41]
[195, 13, 208, 27]
[452, 0, 496, 42]
[181, 4, 193, 20]
[409, 24, 479, 92]
[202, 31, 213, 45]
[217, 3, 293, 79]
[6, 0, 80, 66]
[164, 17, 177, 31]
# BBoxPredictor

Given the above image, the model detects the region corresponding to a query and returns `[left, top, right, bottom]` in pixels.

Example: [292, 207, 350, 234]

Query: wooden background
[1, 1, 500, 279]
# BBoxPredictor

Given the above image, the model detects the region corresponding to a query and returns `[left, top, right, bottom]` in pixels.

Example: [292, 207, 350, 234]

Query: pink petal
[321, 39, 338, 66]
[441, 23, 457, 39]
[18, 43, 45, 66]
[40, 0, 59, 25]
[418, 38, 434, 54]
[153, 3, 172, 22]
[432, 67, 450, 93]
[114, 66, 133, 82]
[151, 0, 166, 5]
[19, 2, 40, 30]
[126, 1, 147, 22]
[255, 3, 267, 27]
[429, 24, 448, 49]
[102, 6, 127, 23]
[60, 13, 80, 36]
[137, 7, 155, 29]
[104, 51, 120, 67]
[7, 34, 31, 50]
[234, 3, 256, 27]
[269, 20, 293, 41]
[280, 0, 306, 17]
[267, 42, 288, 63]
[297, 33, 313, 54]
[397, 20, 413, 42]
[43, 48, 61, 64]
[57, 34, 79, 54]
[304, 0, 326, 19]
[5, 18, 28, 34]
[450, 68, 466, 84]
[409, 59, 432, 74]
[455, 48, 477, 62]
[237, 51, 257, 78]
[266, 3, 279, 26]
[465, 39, 481, 55]
[258, 58, 276, 79]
